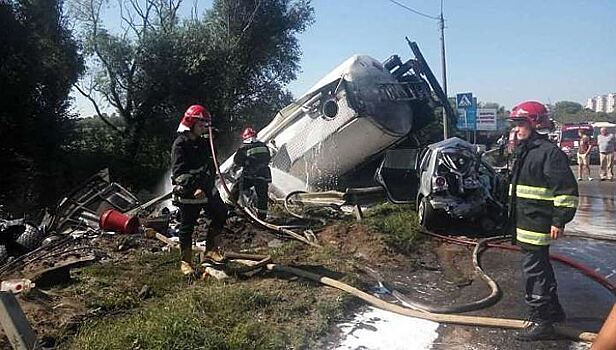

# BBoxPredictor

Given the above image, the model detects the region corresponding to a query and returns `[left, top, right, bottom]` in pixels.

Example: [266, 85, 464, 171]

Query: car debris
[376, 137, 508, 231]
[0, 279, 35, 294]
[0, 169, 143, 276]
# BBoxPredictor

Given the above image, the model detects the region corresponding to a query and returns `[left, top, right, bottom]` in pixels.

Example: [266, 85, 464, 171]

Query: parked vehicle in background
[558, 123, 597, 164]
[591, 122, 616, 138]
[375, 137, 508, 231]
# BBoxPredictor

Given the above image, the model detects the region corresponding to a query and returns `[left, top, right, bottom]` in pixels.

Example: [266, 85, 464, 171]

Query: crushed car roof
[427, 137, 475, 152]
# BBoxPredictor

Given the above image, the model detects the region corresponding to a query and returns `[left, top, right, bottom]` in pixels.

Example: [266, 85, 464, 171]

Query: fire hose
[373, 236, 507, 314]
[221, 252, 597, 343]
[203, 127, 602, 342]
[207, 126, 320, 247]
[423, 230, 616, 296]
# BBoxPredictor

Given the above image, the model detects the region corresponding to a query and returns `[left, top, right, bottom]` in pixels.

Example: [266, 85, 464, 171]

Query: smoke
[153, 167, 174, 209]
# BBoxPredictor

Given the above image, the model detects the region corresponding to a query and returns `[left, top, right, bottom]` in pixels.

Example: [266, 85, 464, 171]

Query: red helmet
[242, 127, 256, 140]
[509, 101, 552, 132]
[177, 104, 211, 132]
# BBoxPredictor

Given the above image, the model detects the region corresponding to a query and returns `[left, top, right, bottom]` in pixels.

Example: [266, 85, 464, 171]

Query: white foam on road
[332, 306, 439, 350]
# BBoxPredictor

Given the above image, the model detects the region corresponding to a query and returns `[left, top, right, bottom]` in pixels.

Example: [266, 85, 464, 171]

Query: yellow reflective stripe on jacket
[246, 147, 269, 157]
[553, 195, 578, 208]
[516, 227, 550, 246]
[510, 184, 578, 208]
[510, 184, 553, 200]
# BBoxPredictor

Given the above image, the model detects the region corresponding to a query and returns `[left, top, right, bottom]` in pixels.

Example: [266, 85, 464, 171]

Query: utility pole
[439, 0, 449, 139]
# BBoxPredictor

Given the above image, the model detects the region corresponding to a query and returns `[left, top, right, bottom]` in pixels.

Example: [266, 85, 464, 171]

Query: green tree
[71, 0, 313, 188]
[553, 101, 583, 115]
[0, 0, 83, 211]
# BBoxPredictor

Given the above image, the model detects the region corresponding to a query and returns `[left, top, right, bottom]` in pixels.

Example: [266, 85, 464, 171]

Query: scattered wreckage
[0, 169, 141, 273]
[375, 137, 508, 231]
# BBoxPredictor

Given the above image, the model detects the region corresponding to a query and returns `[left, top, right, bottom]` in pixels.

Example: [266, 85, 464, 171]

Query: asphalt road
[431, 165, 616, 350]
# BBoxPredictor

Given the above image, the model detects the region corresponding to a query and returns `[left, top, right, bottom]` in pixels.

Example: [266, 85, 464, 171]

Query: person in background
[577, 129, 593, 181]
[597, 127, 615, 181]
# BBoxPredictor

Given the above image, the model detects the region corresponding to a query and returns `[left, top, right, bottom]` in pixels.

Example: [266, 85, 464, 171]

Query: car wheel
[418, 197, 436, 230]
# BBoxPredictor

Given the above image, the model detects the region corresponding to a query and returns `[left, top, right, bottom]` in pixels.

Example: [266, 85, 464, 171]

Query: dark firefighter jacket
[171, 133, 215, 204]
[233, 141, 272, 182]
[508, 134, 579, 247]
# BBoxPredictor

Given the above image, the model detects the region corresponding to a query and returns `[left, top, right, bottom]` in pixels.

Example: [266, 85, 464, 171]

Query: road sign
[457, 108, 476, 130]
[476, 108, 497, 131]
[456, 109, 466, 130]
[457, 93, 473, 108]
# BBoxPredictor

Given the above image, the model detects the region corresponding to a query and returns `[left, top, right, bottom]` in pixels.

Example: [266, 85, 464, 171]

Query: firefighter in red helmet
[507, 101, 578, 340]
[171, 104, 228, 276]
[230, 127, 272, 220]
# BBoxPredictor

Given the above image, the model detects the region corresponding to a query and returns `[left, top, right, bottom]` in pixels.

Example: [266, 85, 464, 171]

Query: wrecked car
[217, 40, 455, 200]
[375, 137, 508, 231]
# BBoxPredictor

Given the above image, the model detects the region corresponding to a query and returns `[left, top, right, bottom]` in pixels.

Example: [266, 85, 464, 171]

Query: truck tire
[15, 224, 45, 252]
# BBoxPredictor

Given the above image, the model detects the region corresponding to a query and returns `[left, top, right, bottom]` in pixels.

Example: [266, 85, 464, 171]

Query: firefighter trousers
[521, 244, 560, 318]
[231, 177, 269, 220]
[177, 192, 228, 252]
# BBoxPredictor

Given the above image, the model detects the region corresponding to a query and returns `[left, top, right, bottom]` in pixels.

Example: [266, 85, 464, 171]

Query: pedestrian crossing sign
[457, 93, 473, 108]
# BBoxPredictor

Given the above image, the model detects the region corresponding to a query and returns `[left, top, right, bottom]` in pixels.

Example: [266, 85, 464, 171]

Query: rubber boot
[200, 228, 225, 264]
[516, 308, 556, 341]
[180, 246, 195, 275]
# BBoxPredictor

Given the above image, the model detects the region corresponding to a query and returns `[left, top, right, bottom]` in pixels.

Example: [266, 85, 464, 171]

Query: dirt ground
[0, 207, 610, 349]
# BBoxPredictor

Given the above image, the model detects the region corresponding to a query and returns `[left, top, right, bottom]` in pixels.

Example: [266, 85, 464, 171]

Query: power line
[385, 0, 439, 20]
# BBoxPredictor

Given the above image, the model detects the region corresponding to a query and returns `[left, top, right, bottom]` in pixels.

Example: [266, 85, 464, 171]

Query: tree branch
[73, 83, 123, 133]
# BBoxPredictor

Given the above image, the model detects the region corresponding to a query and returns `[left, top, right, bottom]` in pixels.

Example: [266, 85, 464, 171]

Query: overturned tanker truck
[218, 40, 456, 199]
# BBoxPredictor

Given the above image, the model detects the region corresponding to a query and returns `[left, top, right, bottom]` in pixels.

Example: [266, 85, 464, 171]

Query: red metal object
[99, 209, 139, 234]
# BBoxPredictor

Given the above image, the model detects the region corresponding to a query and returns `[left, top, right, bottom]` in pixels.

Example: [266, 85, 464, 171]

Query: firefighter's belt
[172, 194, 208, 204]
[509, 185, 578, 208]
[516, 227, 550, 246]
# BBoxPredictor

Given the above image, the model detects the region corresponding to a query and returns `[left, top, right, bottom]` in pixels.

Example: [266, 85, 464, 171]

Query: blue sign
[457, 93, 473, 108]
[457, 108, 477, 130]
[456, 92, 476, 130]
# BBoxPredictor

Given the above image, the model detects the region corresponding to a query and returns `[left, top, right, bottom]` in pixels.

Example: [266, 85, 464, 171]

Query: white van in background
[591, 122, 616, 138]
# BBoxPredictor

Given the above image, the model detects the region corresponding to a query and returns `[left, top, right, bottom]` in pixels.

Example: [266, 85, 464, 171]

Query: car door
[374, 148, 420, 203]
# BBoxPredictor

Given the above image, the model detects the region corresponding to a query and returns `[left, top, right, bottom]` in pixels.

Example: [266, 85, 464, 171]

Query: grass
[364, 202, 424, 254]
[59, 246, 350, 350]
[73, 251, 185, 313]
[63, 278, 346, 350]
[52, 202, 423, 349]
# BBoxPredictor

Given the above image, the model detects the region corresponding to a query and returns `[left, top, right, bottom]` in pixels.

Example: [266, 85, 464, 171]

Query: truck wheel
[15, 224, 45, 252]
[418, 197, 436, 230]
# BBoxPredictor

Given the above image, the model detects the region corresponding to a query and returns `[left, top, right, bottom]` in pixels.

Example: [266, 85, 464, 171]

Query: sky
[72, 0, 616, 116]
